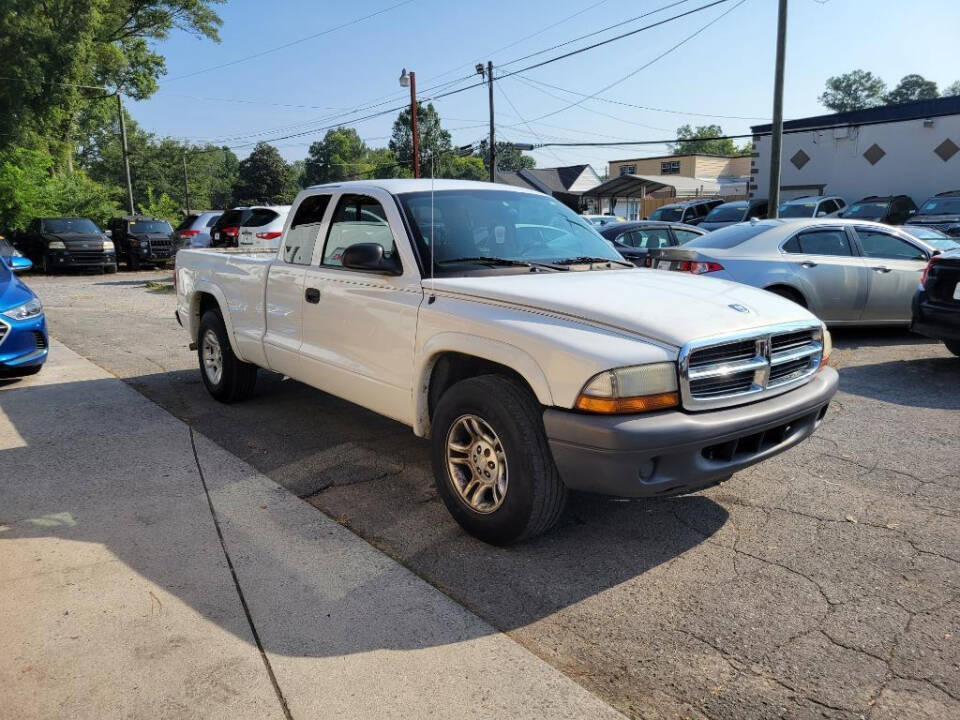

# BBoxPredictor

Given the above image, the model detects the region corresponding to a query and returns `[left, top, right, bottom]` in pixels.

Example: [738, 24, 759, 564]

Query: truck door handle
[871, 266, 892, 273]
[305, 287, 321, 303]
[800, 261, 817, 268]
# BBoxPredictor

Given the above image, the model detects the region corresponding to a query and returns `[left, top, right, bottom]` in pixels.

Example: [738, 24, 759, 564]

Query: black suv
[905, 190, 960, 237]
[839, 195, 918, 225]
[13, 217, 117, 274]
[210, 207, 254, 247]
[647, 198, 724, 226]
[106, 216, 176, 270]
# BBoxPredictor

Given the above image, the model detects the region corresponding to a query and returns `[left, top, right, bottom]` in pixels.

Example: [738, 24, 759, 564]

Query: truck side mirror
[104, 229, 113, 237]
[341, 243, 401, 274]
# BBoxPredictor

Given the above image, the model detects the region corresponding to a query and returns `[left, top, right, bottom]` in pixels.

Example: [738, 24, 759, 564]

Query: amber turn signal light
[575, 391, 679, 414]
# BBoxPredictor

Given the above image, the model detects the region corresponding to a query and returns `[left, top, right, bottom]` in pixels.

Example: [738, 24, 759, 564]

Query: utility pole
[117, 93, 135, 215]
[487, 61, 495, 183]
[767, 0, 788, 218]
[182, 154, 191, 215]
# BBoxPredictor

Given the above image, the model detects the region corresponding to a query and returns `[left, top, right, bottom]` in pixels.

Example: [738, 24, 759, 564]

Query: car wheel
[430, 374, 567, 545]
[766, 285, 807, 308]
[944, 339, 960, 357]
[197, 309, 257, 403]
[40, 253, 50, 274]
[104, 263, 118, 274]
[128, 253, 140, 271]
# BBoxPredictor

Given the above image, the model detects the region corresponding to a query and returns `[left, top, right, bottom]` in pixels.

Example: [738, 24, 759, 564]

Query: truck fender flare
[413, 332, 554, 438]
[189, 281, 247, 362]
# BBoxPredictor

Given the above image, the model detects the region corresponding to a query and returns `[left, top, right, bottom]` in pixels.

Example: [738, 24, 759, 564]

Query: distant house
[750, 95, 960, 205]
[495, 165, 602, 211]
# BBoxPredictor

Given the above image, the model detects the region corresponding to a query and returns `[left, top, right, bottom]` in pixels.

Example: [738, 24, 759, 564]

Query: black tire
[945, 339, 960, 357]
[430, 374, 567, 545]
[197, 309, 258, 403]
[104, 263, 118, 274]
[767, 285, 807, 308]
[128, 252, 140, 271]
[40, 253, 51, 274]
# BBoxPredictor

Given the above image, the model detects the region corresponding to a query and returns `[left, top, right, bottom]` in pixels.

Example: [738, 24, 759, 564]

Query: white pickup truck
[175, 179, 838, 544]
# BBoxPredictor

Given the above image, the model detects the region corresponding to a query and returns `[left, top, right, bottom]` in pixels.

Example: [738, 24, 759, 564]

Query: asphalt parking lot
[24, 269, 960, 720]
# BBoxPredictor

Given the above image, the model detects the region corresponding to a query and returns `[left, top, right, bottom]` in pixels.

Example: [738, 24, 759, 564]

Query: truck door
[299, 190, 423, 425]
[262, 194, 332, 377]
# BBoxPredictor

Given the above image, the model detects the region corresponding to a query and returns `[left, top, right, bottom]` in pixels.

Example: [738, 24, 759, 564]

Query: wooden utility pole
[767, 0, 788, 217]
[182, 154, 191, 215]
[487, 61, 495, 183]
[117, 93, 135, 215]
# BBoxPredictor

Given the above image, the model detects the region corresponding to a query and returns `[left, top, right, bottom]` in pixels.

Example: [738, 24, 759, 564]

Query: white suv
[237, 206, 291, 249]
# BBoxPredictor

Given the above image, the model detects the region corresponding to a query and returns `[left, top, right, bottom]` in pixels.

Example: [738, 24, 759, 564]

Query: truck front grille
[679, 322, 823, 411]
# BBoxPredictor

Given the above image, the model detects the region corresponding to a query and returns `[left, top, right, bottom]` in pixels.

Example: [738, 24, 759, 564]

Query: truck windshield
[130, 220, 172, 233]
[42, 218, 101, 234]
[397, 189, 623, 271]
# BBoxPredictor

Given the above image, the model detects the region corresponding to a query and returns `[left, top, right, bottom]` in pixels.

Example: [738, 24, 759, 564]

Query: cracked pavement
[27, 270, 960, 719]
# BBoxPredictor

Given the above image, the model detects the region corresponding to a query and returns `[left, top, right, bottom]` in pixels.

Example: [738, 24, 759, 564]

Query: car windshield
[704, 204, 747, 222]
[681, 222, 772, 249]
[649, 206, 684, 222]
[217, 210, 245, 226]
[42, 218, 101, 234]
[841, 202, 888, 219]
[778, 202, 817, 218]
[130, 220, 172, 233]
[919, 198, 960, 215]
[398, 189, 623, 271]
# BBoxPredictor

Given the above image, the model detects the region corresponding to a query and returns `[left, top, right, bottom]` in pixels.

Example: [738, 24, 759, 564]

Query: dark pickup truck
[106, 216, 177, 270]
[13, 217, 117, 274]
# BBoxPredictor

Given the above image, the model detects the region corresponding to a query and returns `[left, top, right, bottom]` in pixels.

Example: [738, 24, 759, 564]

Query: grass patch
[145, 281, 175, 294]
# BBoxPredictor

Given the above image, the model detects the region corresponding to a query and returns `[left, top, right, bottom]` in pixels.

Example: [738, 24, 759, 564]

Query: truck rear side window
[322, 195, 396, 268]
[243, 209, 279, 227]
[284, 194, 331, 265]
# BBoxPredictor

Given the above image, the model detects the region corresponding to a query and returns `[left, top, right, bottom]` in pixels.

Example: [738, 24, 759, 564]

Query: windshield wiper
[436, 256, 567, 271]
[553, 256, 634, 268]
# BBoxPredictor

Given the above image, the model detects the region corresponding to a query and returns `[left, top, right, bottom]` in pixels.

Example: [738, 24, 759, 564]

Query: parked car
[903, 225, 960, 253]
[777, 196, 846, 219]
[174, 211, 222, 249]
[905, 190, 960, 237]
[582, 214, 627, 227]
[646, 218, 936, 325]
[699, 199, 769, 231]
[13, 217, 117, 274]
[106, 216, 177, 270]
[648, 198, 724, 225]
[237, 206, 292, 250]
[0, 253, 48, 377]
[911, 248, 960, 356]
[176, 179, 837, 544]
[210, 207, 253, 247]
[597, 220, 705, 266]
[839, 195, 918, 225]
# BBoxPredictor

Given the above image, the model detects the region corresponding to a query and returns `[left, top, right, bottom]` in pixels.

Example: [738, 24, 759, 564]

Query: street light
[399, 68, 419, 178]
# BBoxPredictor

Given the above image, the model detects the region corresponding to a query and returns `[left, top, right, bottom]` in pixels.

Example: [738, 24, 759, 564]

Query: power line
[164, 0, 418, 82]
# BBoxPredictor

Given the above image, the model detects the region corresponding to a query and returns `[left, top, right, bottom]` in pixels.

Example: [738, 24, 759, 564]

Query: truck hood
[428, 269, 816, 348]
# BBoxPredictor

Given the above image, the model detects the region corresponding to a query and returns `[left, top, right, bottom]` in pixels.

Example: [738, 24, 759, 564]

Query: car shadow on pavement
[0, 372, 727, 659]
[837, 356, 960, 410]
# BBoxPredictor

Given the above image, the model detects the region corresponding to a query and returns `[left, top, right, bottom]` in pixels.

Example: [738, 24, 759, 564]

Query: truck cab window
[322, 194, 396, 268]
[284, 194, 331, 264]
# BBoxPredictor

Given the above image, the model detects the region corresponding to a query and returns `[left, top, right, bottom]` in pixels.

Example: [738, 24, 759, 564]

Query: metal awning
[582, 173, 721, 198]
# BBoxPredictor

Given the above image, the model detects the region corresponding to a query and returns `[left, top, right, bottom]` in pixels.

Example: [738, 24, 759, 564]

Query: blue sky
[132, 0, 960, 172]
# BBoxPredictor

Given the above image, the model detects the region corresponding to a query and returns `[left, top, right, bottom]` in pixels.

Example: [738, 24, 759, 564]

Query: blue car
[0, 252, 48, 376]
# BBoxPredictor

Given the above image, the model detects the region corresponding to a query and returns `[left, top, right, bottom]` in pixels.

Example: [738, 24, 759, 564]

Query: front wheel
[945, 339, 960, 357]
[430, 375, 567, 545]
[127, 252, 140, 271]
[197, 309, 258, 403]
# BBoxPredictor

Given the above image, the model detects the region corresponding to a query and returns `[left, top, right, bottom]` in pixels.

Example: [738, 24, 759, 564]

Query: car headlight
[47, 240, 66, 250]
[575, 362, 679, 414]
[2, 296, 43, 321]
[818, 325, 832, 370]
[103, 240, 115, 250]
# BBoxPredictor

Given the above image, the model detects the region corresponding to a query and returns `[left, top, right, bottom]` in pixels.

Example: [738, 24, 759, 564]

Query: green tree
[884, 74, 939, 105]
[0, 0, 223, 168]
[473, 139, 536, 173]
[303, 127, 373, 185]
[138, 187, 181, 223]
[438, 155, 487, 181]
[389, 103, 451, 175]
[819, 70, 887, 112]
[946, 81, 960, 97]
[671, 124, 738, 155]
[232, 143, 293, 205]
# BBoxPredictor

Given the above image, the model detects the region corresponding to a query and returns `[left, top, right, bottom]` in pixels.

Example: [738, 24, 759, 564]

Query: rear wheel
[945, 339, 960, 357]
[430, 375, 567, 545]
[197, 309, 258, 403]
[766, 285, 807, 308]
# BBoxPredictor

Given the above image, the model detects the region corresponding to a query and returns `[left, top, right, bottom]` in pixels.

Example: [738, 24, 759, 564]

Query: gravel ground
[23, 269, 960, 720]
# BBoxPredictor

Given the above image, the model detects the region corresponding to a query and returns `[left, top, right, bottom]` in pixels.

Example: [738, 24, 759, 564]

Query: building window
[660, 160, 680, 175]
[619, 164, 636, 176]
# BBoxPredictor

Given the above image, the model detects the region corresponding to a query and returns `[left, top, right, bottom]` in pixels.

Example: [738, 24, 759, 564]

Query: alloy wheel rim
[446, 414, 508, 514]
[202, 329, 223, 385]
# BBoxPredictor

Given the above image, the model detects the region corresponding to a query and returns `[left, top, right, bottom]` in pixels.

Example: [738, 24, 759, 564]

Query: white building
[750, 96, 960, 205]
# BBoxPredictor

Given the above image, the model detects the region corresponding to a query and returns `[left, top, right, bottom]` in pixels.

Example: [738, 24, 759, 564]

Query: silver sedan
[646, 219, 937, 325]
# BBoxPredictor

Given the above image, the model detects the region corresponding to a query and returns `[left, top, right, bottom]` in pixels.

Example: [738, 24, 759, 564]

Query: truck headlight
[818, 325, 832, 370]
[575, 362, 679, 414]
[103, 240, 115, 250]
[2, 297, 43, 320]
[47, 240, 66, 250]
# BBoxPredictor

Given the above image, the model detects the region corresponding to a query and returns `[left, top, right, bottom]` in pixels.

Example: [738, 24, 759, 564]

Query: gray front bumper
[544, 367, 838, 498]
